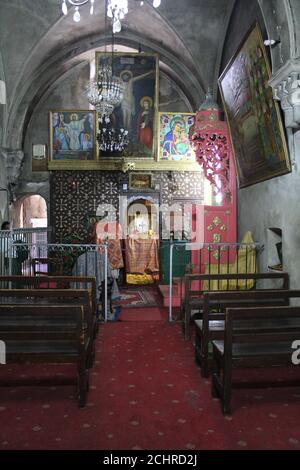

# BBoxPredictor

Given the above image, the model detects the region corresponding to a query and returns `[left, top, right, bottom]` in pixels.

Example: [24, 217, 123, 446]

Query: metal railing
[0, 228, 51, 276]
[0, 235, 109, 321]
[0, 229, 264, 323]
[166, 241, 263, 322]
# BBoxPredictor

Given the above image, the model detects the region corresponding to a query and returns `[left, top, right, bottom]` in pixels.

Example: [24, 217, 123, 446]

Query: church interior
[1, 0, 300, 453]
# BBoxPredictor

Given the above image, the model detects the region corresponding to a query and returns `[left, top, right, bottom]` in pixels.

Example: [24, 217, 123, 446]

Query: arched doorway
[121, 193, 160, 284]
[127, 197, 159, 236]
[13, 194, 47, 230]
[12, 194, 48, 250]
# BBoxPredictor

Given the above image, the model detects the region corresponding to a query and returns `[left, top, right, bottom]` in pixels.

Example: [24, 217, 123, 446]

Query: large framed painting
[218, 23, 290, 188]
[49, 110, 96, 166]
[159, 113, 196, 162]
[96, 52, 159, 159]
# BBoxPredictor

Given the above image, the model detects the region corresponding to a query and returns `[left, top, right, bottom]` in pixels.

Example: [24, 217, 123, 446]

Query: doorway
[121, 193, 160, 284]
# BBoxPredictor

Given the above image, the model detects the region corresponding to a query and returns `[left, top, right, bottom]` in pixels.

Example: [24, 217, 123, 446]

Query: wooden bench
[0, 274, 98, 328]
[0, 274, 110, 321]
[211, 305, 300, 415]
[0, 304, 90, 407]
[0, 275, 97, 310]
[182, 272, 289, 340]
[0, 288, 96, 368]
[195, 289, 300, 377]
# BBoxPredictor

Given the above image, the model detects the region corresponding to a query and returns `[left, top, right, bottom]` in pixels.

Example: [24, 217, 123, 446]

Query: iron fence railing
[0, 229, 264, 323]
[0, 236, 109, 321]
[166, 241, 264, 321]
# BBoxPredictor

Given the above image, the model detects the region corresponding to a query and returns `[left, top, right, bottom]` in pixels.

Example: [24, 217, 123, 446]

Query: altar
[125, 236, 159, 284]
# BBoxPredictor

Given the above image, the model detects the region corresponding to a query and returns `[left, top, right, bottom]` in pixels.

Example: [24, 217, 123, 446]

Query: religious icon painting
[95, 52, 159, 159]
[218, 23, 291, 188]
[129, 173, 153, 190]
[49, 110, 96, 168]
[159, 113, 196, 162]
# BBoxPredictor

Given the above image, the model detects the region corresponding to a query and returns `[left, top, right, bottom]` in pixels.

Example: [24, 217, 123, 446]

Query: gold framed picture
[158, 112, 196, 162]
[49, 110, 97, 169]
[218, 23, 290, 188]
[129, 173, 153, 190]
[95, 52, 159, 160]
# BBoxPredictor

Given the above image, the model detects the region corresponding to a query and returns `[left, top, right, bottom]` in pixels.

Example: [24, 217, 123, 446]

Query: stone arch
[4, 2, 207, 150]
[12, 193, 48, 229]
[6, 38, 203, 150]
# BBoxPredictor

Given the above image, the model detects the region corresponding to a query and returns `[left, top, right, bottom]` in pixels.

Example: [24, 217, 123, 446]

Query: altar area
[121, 194, 160, 284]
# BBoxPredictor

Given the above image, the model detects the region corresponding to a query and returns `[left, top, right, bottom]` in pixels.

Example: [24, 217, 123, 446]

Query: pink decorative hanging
[190, 94, 234, 203]
[191, 131, 231, 200]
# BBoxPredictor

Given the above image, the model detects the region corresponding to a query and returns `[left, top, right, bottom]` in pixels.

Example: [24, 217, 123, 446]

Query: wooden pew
[211, 305, 300, 415]
[0, 304, 89, 407]
[195, 289, 300, 377]
[0, 274, 98, 331]
[182, 272, 289, 340]
[0, 274, 109, 322]
[0, 275, 97, 313]
[0, 288, 96, 368]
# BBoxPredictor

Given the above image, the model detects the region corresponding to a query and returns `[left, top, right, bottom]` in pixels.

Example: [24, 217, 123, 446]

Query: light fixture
[61, 0, 163, 32]
[85, 63, 124, 120]
[107, 1, 128, 34]
[264, 38, 281, 47]
[97, 120, 129, 152]
[85, 0, 128, 153]
[61, 0, 95, 22]
[85, 0, 124, 122]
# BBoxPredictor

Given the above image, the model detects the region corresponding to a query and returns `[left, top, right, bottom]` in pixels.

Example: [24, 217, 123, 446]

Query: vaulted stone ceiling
[0, 0, 299, 148]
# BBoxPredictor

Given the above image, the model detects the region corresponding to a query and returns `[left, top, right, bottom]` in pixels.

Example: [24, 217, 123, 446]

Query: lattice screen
[50, 171, 205, 241]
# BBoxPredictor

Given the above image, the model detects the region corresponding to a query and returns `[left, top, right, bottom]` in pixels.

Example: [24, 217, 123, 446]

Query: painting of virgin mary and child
[159, 113, 196, 162]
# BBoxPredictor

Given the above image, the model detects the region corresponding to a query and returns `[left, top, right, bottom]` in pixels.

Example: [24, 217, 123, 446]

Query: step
[158, 284, 182, 308]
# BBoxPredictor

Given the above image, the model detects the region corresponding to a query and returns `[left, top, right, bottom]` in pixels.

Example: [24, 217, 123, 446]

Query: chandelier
[97, 119, 129, 152]
[61, 0, 162, 32]
[107, 1, 128, 34]
[85, 63, 124, 121]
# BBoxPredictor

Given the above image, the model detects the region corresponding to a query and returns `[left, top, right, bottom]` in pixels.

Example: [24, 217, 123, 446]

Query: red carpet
[118, 307, 163, 321]
[1, 320, 300, 450]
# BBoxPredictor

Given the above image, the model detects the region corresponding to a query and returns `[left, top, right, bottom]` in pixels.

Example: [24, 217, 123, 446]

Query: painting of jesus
[96, 53, 158, 159]
[49, 110, 96, 162]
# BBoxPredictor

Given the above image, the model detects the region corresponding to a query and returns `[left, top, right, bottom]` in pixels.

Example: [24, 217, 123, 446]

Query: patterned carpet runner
[1, 321, 300, 450]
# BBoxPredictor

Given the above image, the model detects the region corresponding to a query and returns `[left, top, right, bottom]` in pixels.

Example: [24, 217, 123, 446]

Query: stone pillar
[269, 59, 300, 130]
[1, 149, 24, 202]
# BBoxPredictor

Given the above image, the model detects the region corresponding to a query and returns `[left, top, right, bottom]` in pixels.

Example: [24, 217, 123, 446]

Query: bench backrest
[0, 288, 91, 302]
[202, 289, 300, 331]
[185, 272, 289, 298]
[0, 275, 97, 313]
[224, 305, 300, 358]
[0, 288, 94, 335]
[0, 304, 85, 359]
